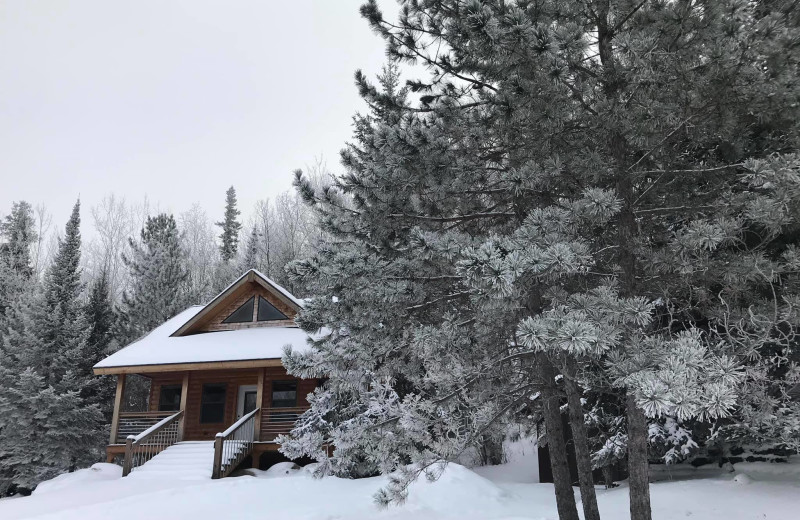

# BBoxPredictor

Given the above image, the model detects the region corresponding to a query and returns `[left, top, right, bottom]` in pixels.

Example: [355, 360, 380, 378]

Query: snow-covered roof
[94, 306, 314, 370]
[251, 269, 304, 308]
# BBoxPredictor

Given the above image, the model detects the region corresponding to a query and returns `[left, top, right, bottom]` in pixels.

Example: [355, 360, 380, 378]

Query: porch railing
[259, 406, 309, 441]
[212, 407, 259, 479]
[122, 410, 183, 477]
[114, 411, 175, 444]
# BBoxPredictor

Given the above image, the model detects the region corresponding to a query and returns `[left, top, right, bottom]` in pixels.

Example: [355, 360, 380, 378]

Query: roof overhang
[93, 358, 285, 375]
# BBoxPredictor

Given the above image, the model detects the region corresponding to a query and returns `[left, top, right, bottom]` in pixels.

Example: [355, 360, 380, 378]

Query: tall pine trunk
[596, 2, 653, 514]
[539, 357, 580, 520]
[626, 393, 652, 520]
[563, 373, 601, 520]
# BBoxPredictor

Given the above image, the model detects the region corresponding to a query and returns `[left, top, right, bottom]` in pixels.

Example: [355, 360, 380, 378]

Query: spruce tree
[121, 213, 190, 340]
[282, 2, 800, 519]
[216, 186, 242, 263]
[38, 201, 88, 385]
[0, 201, 37, 317]
[0, 201, 104, 490]
[83, 270, 117, 419]
[0, 368, 102, 491]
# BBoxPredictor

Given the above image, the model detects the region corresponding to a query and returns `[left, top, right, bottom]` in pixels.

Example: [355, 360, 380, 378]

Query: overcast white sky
[0, 1, 398, 231]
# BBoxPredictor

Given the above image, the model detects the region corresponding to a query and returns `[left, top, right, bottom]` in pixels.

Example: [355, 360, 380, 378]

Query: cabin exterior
[93, 269, 320, 478]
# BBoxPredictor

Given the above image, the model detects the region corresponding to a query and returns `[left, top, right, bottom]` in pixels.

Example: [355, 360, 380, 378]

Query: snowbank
[2, 458, 798, 520]
[32, 463, 121, 495]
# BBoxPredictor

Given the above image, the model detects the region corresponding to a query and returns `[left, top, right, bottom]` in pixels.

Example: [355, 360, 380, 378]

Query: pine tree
[216, 186, 242, 263]
[82, 270, 118, 419]
[240, 227, 259, 272]
[0, 201, 36, 277]
[0, 201, 37, 317]
[121, 213, 190, 340]
[282, 2, 800, 519]
[0, 368, 102, 491]
[0, 201, 104, 491]
[37, 201, 90, 386]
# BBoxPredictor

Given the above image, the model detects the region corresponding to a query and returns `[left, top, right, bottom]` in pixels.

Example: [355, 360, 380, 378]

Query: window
[158, 385, 182, 411]
[257, 296, 289, 322]
[200, 383, 227, 423]
[271, 380, 297, 408]
[222, 297, 255, 324]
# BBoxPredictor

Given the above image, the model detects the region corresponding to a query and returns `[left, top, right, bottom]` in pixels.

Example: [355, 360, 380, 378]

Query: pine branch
[611, 0, 650, 34]
[633, 163, 746, 178]
[406, 291, 473, 311]
[387, 211, 515, 223]
[635, 205, 717, 215]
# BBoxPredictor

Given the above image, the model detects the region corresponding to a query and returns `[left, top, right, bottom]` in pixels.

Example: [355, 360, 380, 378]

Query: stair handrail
[212, 407, 259, 479]
[122, 409, 184, 477]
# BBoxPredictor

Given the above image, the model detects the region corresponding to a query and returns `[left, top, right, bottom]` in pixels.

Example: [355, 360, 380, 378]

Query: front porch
[104, 365, 315, 477]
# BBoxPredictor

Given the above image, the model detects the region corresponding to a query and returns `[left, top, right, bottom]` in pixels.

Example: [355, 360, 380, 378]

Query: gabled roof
[93, 309, 313, 374]
[170, 269, 303, 337]
[92, 270, 315, 375]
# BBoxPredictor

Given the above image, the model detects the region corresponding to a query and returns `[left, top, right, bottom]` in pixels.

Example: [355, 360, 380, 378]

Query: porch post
[109, 374, 126, 444]
[254, 368, 265, 441]
[178, 372, 190, 440]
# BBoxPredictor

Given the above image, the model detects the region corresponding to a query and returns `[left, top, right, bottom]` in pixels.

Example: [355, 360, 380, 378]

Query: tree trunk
[539, 357, 580, 520]
[479, 435, 505, 466]
[602, 465, 615, 489]
[626, 393, 652, 520]
[563, 375, 601, 520]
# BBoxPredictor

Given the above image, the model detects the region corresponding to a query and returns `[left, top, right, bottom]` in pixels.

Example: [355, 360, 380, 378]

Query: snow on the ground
[31, 463, 121, 495]
[2, 456, 798, 520]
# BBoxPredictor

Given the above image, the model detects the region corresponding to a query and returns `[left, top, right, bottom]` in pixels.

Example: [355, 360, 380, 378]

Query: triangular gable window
[258, 296, 289, 321]
[222, 296, 255, 324]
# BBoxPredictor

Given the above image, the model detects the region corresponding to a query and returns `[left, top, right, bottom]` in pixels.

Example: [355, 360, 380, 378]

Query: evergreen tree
[216, 186, 242, 263]
[0, 201, 104, 491]
[85, 269, 115, 362]
[0, 201, 37, 317]
[0, 201, 36, 277]
[282, 3, 800, 520]
[240, 227, 259, 272]
[37, 201, 89, 385]
[121, 213, 190, 340]
[0, 368, 102, 492]
[82, 269, 118, 419]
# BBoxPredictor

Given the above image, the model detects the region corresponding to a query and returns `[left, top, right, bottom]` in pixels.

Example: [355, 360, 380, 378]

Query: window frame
[257, 296, 289, 322]
[158, 384, 182, 412]
[270, 380, 298, 409]
[222, 296, 255, 324]
[200, 383, 228, 424]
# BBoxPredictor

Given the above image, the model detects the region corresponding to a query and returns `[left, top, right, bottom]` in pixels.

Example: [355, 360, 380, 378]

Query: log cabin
[93, 269, 321, 479]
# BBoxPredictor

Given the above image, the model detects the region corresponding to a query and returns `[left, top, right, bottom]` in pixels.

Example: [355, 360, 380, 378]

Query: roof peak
[169, 269, 303, 337]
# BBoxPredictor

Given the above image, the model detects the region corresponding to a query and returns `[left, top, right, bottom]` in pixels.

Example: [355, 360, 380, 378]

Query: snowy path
[127, 441, 215, 480]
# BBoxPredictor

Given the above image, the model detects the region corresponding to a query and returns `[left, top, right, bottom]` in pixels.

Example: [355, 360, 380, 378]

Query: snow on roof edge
[251, 268, 305, 308]
[93, 305, 204, 368]
[203, 269, 304, 311]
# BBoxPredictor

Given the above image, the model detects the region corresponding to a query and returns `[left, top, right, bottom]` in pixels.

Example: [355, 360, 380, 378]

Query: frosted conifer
[121, 213, 190, 341]
[282, 2, 800, 520]
[216, 186, 242, 263]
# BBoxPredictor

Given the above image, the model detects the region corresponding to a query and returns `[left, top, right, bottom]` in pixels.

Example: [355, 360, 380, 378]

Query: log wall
[148, 367, 317, 441]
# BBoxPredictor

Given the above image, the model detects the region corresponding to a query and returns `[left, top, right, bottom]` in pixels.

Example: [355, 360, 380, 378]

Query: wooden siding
[186, 282, 297, 334]
[146, 367, 317, 441]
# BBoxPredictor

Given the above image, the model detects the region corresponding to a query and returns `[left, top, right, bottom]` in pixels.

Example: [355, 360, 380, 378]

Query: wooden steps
[127, 441, 215, 480]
